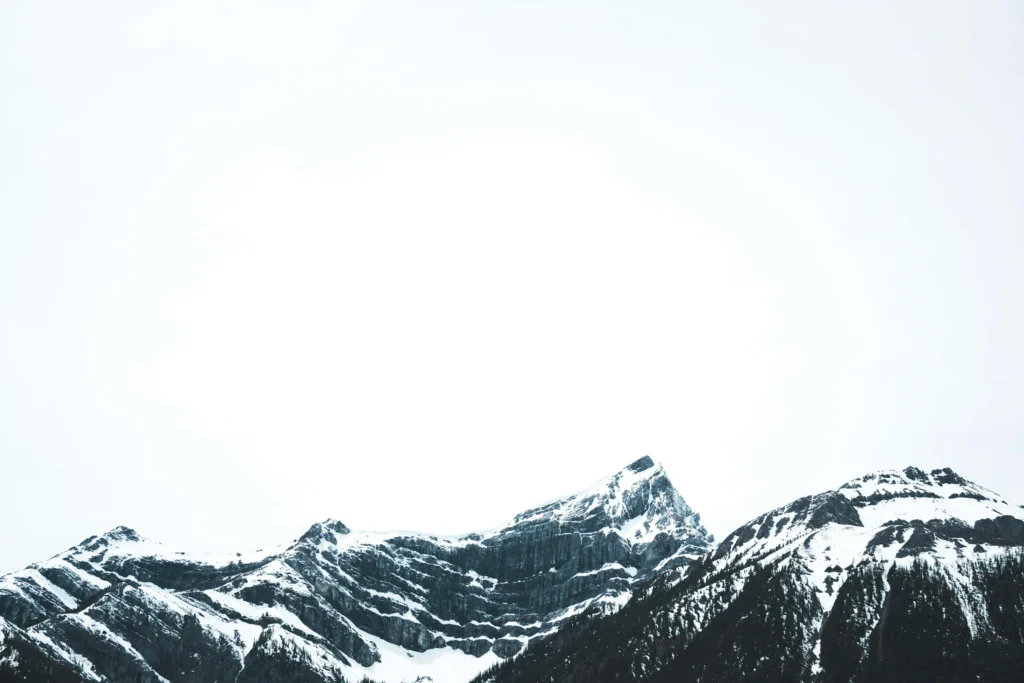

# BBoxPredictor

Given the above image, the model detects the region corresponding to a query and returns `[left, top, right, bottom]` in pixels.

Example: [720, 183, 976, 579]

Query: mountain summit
[0, 458, 711, 683]
[494, 456, 710, 575]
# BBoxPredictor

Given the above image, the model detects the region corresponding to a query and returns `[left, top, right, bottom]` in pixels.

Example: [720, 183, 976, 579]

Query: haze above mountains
[3, 0, 1024, 578]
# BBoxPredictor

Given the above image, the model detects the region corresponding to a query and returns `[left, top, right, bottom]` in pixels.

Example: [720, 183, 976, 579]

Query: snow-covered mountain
[0, 457, 711, 683]
[476, 466, 1024, 683]
[706, 466, 1023, 595]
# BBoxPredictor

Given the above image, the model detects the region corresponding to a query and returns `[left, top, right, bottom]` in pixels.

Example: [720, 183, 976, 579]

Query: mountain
[475, 466, 1024, 683]
[0, 457, 711, 683]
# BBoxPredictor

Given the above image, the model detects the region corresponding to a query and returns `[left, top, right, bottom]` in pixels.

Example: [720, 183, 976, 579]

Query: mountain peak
[495, 457, 711, 566]
[92, 525, 140, 541]
[928, 466, 969, 486]
[625, 455, 656, 473]
[839, 466, 982, 497]
[899, 465, 970, 486]
[712, 464, 1022, 572]
[69, 525, 146, 555]
[299, 518, 351, 544]
[319, 518, 351, 535]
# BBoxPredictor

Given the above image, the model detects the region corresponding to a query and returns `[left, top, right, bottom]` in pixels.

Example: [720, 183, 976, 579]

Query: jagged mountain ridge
[475, 466, 1024, 683]
[0, 457, 712, 683]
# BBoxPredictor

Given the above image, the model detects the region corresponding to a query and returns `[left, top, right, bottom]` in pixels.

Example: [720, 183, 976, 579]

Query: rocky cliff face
[0, 457, 711, 683]
[474, 466, 1024, 683]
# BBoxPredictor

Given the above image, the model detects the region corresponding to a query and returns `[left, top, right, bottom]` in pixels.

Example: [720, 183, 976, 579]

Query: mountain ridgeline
[471, 467, 1024, 683]
[1, 462, 1022, 682]
[0, 457, 712, 683]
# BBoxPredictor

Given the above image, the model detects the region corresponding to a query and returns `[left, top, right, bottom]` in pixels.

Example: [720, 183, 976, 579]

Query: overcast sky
[1, 1, 1022, 574]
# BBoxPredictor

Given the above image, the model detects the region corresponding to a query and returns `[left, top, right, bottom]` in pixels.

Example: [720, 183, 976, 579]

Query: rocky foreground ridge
[0, 457, 711, 683]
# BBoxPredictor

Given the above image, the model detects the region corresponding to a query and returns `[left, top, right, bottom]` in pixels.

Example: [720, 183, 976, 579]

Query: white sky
[1, 1, 1022, 574]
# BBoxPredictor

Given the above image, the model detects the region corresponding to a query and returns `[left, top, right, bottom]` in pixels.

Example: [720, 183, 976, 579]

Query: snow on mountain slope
[664, 468, 1022, 682]
[661, 467, 1020, 665]
[0, 456, 711, 683]
[499, 456, 705, 542]
[473, 466, 1024, 683]
[705, 467, 1024, 609]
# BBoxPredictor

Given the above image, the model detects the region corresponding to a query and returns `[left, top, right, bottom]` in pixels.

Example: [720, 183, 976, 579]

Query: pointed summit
[625, 455, 656, 472]
[299, 518, 351, 544]
[104, 525, 142, 541]
[493, 457, 712, 573]
[73, 525, 144, 553]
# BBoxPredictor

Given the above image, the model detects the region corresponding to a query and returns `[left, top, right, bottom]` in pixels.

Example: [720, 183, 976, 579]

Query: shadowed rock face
[868, 515, 1024, 557]
[0, 458, 711, 683]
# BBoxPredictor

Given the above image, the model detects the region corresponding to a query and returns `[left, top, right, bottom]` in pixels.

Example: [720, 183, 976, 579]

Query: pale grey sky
[1, 1, 1022, 574]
